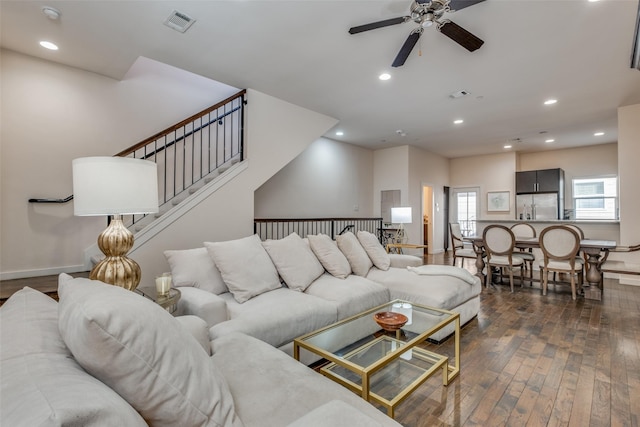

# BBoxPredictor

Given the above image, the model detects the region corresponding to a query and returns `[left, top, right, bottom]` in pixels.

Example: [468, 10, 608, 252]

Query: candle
[155, 274, 171, 296]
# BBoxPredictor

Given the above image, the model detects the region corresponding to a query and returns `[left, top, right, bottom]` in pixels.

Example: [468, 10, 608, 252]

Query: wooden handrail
[115, 89, 247, 157]
[254, 217, 382, 223]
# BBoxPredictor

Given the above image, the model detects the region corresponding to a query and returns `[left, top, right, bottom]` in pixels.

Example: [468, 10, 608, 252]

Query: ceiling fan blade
[392, 30, 422, 68]
[349, 17, 408, 34]
[438, 20, 484, 52]
[447, 0, 486, 12]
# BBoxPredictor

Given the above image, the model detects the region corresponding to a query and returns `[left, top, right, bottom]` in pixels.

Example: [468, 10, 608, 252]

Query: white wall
[373, 145, 410, 216]
[617, 104, 640, 284]
[0, 50, 337, 280]
[450, 152, 517, 220]
[254, 137, 373, 217]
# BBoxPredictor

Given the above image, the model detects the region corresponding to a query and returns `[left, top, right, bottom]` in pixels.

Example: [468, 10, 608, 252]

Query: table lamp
[391, 207, 412, 244]
[73, 157, 159, 291]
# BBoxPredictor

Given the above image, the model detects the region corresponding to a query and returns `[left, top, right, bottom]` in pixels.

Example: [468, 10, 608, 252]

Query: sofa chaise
[0, 275, 403, 427]
[168, 231, 481, 363]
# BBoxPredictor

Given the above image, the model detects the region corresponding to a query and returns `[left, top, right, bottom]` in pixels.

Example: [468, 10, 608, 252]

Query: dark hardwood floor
[395, 253, 640, 427]
[2, 253, 639, 426]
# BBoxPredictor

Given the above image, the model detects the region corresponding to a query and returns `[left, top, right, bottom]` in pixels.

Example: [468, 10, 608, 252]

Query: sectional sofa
[0, 275, 403, 426]
[168, 231, 482, 364]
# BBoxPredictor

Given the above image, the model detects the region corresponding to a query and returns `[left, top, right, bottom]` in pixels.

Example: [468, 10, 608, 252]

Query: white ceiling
[2, 0, 640, 158]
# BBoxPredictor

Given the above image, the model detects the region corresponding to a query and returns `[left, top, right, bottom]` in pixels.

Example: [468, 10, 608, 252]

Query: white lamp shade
[391, 207, 412, 224]
[73, 157, 159, 216]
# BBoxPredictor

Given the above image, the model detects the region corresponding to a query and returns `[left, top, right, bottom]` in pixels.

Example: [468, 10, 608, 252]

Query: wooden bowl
[374, 311, 408, 332]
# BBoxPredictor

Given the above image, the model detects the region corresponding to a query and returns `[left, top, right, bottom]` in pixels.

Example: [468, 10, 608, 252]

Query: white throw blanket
[407, 265, 478, 286]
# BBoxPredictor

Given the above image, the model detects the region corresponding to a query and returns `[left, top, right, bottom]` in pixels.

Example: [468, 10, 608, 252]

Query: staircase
[116, 90, 246, 234]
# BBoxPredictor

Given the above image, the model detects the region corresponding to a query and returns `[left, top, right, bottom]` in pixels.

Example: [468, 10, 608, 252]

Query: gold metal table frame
[294, 300, 460, 418]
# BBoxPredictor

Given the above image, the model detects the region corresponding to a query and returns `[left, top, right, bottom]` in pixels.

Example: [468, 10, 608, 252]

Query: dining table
[463, 235, 617, 301]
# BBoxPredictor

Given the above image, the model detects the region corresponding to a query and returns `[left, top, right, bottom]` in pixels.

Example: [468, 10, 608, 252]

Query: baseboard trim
[1, 265, 87, 281]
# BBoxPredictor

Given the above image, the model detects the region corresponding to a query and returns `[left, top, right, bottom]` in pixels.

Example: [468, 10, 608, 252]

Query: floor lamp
[73, 157, 159, 291]
[391, 207, 412, 244]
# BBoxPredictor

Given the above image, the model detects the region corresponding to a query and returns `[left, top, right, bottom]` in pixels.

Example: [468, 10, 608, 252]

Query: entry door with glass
[451, 187, 479, 237]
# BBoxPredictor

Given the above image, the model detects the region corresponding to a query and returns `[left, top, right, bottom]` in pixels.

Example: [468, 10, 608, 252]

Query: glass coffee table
[294, 300, 460, 418]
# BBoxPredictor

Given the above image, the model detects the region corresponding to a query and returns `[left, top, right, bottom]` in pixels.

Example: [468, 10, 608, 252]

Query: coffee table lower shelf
[293, 300, 460, 419]
[320, 336, 454, 417]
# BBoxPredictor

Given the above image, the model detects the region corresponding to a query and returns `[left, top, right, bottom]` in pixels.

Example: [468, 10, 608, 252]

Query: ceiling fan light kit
[349, 0, 486, 67]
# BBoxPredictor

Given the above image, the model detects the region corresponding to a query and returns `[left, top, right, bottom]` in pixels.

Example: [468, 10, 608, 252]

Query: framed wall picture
[487, 191, 510, 212]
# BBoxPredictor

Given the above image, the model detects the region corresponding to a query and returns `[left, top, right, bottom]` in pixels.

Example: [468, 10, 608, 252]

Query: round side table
[135, 287, 181, 314]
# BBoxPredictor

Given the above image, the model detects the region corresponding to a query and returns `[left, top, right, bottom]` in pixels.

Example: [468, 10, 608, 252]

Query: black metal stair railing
[29, 90, 247, 230]
[254, 217, 384, 242]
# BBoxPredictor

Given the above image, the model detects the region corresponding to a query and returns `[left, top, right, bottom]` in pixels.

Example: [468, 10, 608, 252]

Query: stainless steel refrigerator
[516, 193, 559, 220]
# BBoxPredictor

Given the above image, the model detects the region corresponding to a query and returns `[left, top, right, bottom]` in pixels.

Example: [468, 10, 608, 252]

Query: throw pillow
[262, 232, 324, 291]
[164, 247, 228, 295]
[0, 286, 147, 427]
[357, 230, 391, 271]
[307, 234, 352, 279]
[205, 234, 281, 303]
[57, 274, 242, 427]
[336, 231, 373, 277]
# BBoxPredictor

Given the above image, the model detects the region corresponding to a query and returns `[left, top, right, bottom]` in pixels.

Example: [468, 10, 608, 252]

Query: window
[451, 187, 479, 236]
[572, 177, 618, 220]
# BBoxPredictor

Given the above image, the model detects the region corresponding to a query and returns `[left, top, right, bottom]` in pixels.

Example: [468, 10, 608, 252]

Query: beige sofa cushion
[286, 400, 385, 427]
[211, 333, 402, 427]
[305, 274, 390, 320]
[336, 231, 373, 276]
[308, 233, 352, 279]
[357, 230, 391, 270]
[206, 234, 281, 303]
[262, 232, 324, 291]
[57, 274, 243, 427]
[211, 288, 337, 348]
[0, 287, 146, 427]
[165, 247, 228, 294]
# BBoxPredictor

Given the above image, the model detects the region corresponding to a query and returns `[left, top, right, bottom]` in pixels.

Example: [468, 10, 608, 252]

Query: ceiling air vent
[164, 10, 196, 33]
[449, 90, 470, 99]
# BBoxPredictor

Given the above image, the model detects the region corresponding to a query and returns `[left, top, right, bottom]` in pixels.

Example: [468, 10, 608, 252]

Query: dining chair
[561, 223, 587, 278]
[483, 225, 525, 292]
[449, 222, 477, 268]
[510, 223, 536, 286]
[535, 225, 583, 300]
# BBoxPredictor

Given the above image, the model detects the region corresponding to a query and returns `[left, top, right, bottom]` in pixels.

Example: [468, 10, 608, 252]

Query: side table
[135, 287, 181, 314]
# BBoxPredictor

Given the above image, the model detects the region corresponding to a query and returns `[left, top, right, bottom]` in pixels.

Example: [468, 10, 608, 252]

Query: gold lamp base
[90, 215, 141, 291]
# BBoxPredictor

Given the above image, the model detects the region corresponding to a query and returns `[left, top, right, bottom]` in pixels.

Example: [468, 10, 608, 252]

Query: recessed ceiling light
[594, 131, 605, 136]
[504, 145, 512, 149]
[335, 131, 344, 136]
[379, 73, 391, 81]
[39, 41, 58, 50]
[42, 6, 61, 20]
[453, 119, 464, 124]
[545, 139, 555, 143]
[544, 99, 557, 105]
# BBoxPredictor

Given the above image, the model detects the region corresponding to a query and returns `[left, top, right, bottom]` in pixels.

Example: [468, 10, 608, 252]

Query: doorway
[422, 185, 433, 254]
[450, 187, 480, 237]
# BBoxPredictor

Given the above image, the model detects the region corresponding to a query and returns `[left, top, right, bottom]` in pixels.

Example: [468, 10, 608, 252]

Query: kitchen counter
[475, 219, 619, 241]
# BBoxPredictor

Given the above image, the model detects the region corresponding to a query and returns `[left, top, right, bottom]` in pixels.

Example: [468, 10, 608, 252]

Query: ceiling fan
[348, 0, 486, 67]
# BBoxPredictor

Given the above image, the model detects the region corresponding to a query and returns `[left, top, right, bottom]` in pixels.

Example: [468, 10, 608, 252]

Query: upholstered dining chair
[483, 225, 525, 292]
[535, 225, 583, 300]
[510, 223, 536, 285]
[450, 222, 477, 268]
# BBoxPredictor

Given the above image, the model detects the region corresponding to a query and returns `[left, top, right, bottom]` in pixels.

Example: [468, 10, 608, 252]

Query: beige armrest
[176, 287, 228, 328]
[389, 253, 423, 268]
